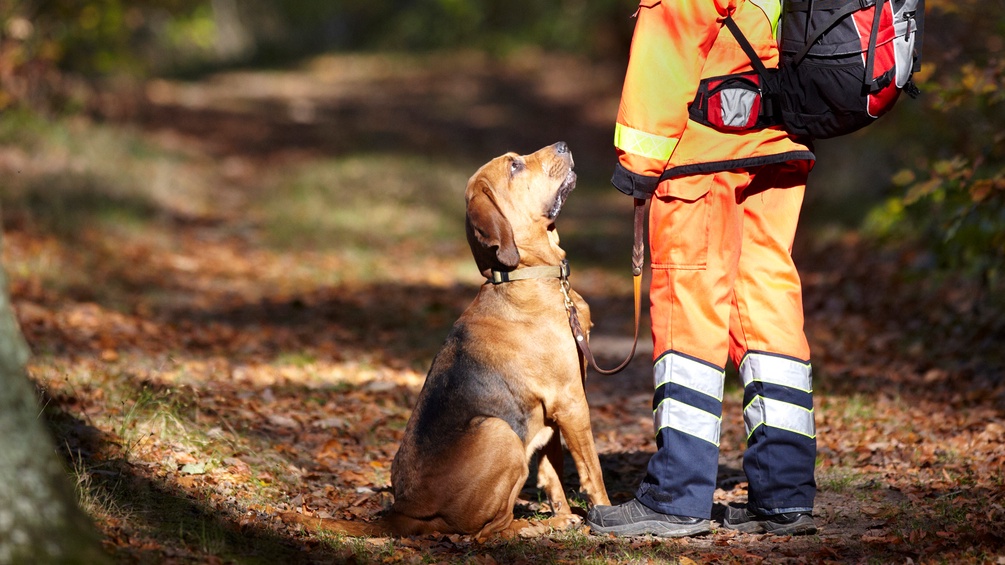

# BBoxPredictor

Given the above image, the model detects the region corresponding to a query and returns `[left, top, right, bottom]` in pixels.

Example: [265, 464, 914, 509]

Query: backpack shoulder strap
[862, 0, 887, 91]
[722, 15, 771, 80]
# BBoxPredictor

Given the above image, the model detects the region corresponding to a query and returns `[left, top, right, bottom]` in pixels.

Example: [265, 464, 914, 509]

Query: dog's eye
[509, 159, 524, 175]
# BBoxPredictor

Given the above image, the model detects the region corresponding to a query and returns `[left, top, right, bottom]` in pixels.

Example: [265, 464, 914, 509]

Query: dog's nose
[554, 141, 569, 154]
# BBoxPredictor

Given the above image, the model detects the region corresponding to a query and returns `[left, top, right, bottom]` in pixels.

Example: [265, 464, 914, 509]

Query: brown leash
[488, 198, 646, 376]
[563, 198, 646, 375]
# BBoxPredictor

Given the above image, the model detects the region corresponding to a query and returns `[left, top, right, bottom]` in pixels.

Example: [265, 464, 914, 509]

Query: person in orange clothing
[586, 0, 818, 537]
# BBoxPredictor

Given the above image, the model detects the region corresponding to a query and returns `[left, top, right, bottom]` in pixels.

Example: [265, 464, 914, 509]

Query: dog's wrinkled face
[465, 142, 576, 276]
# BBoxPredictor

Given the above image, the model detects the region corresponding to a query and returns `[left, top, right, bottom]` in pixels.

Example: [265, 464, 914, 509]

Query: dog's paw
[547, 513, 583, 531]
[512, 514, 583, 538]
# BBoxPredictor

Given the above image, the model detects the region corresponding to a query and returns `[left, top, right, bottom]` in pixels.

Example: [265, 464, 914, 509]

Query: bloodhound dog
[285, 142, 609, 539]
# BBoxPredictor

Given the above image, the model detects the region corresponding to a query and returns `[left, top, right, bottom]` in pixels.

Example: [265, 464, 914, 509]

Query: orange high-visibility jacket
[613, 0, 815, 199]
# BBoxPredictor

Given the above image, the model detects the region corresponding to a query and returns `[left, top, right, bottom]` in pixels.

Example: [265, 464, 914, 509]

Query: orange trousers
[640, 162, 816, 518]
[648, 162, 812, 368]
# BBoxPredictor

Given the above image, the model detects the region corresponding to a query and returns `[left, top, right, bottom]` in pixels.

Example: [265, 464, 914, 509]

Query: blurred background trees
[861, 1, 1005, 285]
[1, 0, 633, 81]
[0, 0, 1002, 285]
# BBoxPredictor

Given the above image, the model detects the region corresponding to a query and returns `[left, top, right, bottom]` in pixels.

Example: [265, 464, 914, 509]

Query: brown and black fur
[285, 142, 610, 539]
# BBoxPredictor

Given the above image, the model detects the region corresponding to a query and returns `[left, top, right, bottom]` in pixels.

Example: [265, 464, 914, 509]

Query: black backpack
[690, 0, 924, 139]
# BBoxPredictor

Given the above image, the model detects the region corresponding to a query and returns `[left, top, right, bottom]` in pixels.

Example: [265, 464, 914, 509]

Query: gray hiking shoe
[722, 505, 817, 535]
[587, 498, 711, 538]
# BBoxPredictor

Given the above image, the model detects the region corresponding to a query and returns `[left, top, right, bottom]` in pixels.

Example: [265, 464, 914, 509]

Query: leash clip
[559, 264, 575, 319]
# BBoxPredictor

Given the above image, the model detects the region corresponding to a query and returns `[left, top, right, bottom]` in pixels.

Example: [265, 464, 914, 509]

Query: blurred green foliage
[2, 0, 205, 74]
[863, 1, 1005, 283]
[1, 0, 633, 79]
[256, 0, 633, 56]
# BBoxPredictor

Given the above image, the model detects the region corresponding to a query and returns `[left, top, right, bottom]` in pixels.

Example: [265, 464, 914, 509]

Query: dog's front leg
[557, 405, 611, 507]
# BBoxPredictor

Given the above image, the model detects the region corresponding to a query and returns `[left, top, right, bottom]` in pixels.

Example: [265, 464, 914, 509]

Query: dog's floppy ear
[465, 180, 519, 276]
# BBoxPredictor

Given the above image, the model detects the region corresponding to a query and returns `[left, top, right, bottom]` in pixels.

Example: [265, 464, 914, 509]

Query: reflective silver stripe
[744, 396, 816, 439]
[655, 399, 721, 446]
[653, 353, 725, 401]
[740, 353, 812, 393]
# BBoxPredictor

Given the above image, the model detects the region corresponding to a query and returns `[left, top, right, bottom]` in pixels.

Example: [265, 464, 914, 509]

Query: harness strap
[723, 16, 771, 81]
[862, 0, 886, 92]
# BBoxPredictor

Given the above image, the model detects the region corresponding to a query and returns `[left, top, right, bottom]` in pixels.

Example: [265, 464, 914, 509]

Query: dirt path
[4, 51, 1003, 563]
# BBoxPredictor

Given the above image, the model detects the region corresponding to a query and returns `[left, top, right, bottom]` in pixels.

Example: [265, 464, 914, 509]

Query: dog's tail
[280, 511, 413, 538]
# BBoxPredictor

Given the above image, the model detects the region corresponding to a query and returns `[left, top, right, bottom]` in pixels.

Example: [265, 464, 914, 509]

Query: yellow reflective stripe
[614, 123, 678, 162]
[655, 398, 721, 446]
[748, 0, 782, 38]
[744, 396, 816, 439]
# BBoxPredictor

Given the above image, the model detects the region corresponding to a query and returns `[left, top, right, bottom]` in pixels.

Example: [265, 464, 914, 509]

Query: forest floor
[2, 51, 1004, 564]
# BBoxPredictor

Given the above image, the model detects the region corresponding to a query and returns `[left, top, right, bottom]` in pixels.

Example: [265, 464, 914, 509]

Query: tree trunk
[0, 221, 107, 563]
[212, 0, 255, 60]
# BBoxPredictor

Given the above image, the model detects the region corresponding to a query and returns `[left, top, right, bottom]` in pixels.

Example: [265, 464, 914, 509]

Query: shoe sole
[762, 515, 817, 536]
[722, 519, 764, 534]
[724, 515, 817, 536]
[589, 519, 711, 538]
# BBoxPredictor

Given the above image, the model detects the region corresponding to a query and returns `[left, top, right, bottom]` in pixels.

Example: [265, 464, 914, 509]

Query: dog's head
[465, 142, 576, 277]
